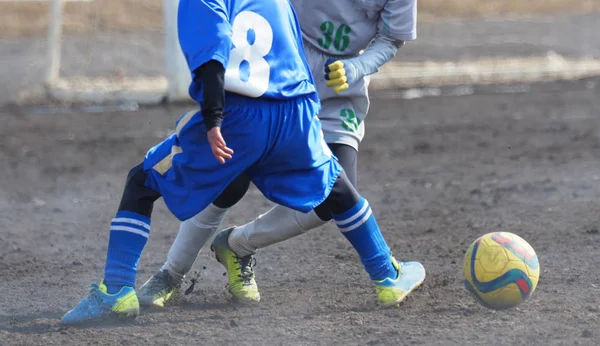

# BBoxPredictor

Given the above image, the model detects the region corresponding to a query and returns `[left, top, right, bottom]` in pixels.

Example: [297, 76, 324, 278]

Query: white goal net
[33, 0, 191, 105]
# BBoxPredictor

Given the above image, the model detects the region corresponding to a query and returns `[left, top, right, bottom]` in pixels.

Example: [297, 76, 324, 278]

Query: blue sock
[104, 211, 150, 294]
[333, 198, 397, 281]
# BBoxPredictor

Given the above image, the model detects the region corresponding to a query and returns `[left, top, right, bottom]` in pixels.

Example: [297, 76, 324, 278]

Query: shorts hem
[324, 133, 360, 151]
[303, 161, 344, 213]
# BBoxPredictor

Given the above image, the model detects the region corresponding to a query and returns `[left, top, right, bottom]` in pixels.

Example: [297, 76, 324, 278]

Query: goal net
[8, 0, 600, 106]
[29, 0, 191, 105]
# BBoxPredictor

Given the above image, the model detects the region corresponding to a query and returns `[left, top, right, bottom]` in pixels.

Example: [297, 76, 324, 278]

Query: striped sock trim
[110, 211, 151, 238]
[335, 199, 372, 233]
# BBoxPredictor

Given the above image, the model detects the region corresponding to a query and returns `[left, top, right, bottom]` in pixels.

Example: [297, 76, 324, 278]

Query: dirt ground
[1, 0, 600, 345]
[1, 0, 599, 38]
[1, 77, 599, 345]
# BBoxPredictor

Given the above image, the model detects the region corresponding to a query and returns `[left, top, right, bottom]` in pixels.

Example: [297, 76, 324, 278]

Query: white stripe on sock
[335, 200, 369, 227]
[112, 217, 150, 231]
[338, 208, 372, 233]
[110, 225, 150, 238]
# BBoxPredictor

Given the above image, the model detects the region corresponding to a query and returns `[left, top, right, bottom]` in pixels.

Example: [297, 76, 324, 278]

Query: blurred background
[1, 0, 598, 36]
[1, 0, 599, 107]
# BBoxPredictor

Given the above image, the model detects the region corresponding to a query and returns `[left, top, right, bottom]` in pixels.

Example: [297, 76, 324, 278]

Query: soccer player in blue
[60, 0, 425, 325]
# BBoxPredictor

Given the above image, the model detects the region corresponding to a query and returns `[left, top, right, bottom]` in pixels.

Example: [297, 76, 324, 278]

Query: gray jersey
[291, 0, 416, 56]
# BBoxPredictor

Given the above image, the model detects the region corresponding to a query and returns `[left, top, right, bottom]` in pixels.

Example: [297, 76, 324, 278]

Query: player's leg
[322, 171, 425, 307]
[137, 174, 251, 307]
[61, 108, 268, 325]
[210, 95, 340, 302]
[225, 44, 367, 258]
[226, 143, 357, 258]
[213, 96, 424, 306]
[60, 161, 162, 325]
[210, 147, 355, 304]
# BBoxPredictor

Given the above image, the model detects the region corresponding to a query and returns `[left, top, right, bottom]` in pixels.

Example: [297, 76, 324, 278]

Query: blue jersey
[178, 0, 317, 102]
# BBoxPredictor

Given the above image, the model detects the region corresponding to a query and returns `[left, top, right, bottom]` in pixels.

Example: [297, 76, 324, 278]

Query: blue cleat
[60, 281, 139, 326]
[375, 258, 426, 308]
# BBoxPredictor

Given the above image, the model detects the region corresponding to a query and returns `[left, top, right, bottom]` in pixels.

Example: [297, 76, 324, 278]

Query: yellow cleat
[137, 270, 181, 308]
[211, 228, 260, 304]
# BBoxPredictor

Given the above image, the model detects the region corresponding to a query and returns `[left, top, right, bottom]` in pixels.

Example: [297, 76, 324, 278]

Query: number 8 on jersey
[225, 11, 273, 98]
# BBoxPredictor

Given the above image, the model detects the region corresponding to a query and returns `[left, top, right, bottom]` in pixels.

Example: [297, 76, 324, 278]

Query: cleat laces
[235, 255, 257, 286]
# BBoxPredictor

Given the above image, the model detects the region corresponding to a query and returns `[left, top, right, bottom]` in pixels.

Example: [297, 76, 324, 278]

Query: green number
[340, 109, 360, 132]
[333, 24, 351, 52]
[318, 21, 334, 49]
[318, 21, 351, 52]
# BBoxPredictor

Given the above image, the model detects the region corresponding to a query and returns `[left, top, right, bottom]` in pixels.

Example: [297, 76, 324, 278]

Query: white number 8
[225, 11, 273, 98]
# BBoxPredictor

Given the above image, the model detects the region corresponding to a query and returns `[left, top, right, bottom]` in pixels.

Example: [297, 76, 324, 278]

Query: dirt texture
[1, 77, 599, 345]
[1, 1, 600, 345]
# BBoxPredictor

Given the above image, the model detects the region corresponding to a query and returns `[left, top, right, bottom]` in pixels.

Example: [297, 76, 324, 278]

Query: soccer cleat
[60, 281, 139, 326]
[211, 228, 260, 303]
[137, 269, 181, 308]
[374, 258, 426, 308]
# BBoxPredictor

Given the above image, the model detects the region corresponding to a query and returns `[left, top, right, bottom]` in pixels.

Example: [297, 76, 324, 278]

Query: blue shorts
[143, 94, 343, 221]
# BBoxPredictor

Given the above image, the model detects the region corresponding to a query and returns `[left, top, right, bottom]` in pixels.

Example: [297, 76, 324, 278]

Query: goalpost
[33, 0, 600, 106]
[43, 0, 191, 105]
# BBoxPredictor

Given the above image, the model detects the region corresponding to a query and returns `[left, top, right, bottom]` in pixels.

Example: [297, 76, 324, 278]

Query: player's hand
[207, 127, 234, 164]
[324, 59, 357, 94]
[324, 60, 348, 93]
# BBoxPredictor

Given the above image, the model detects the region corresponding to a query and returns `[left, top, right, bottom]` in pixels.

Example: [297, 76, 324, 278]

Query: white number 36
[225, 11, 273, 98]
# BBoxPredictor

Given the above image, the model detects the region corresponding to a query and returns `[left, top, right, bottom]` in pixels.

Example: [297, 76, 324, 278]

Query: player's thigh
[143, 109, 266, 221]
[249, 97, 342, 213]
[328, 143, 358, 187]
[213, 173, 251, 209]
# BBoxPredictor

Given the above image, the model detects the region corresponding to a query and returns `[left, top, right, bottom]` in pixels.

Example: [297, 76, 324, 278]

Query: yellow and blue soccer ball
[463, 232, 540, 310]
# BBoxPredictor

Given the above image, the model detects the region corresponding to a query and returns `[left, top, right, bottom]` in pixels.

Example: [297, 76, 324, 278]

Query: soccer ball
[463, 232, 540, 310]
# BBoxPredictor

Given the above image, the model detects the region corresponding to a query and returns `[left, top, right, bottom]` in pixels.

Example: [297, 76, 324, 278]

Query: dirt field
[1, 0, 599, 38]
[1, 77, 599, 345]
[1, 0, 600, 344]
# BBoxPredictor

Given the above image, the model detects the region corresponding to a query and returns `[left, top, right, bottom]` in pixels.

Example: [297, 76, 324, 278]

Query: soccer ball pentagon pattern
[463, 232, 540, 310]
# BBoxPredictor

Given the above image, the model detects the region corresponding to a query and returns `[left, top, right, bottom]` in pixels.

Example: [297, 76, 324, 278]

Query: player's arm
[177, 0, 233, 163]
[325, 0, 416, 93]
[177, 0, 231, 123]
[196, 60, 233, 164]
[196, 61, 225, 131]
[325, 35, 403, 93]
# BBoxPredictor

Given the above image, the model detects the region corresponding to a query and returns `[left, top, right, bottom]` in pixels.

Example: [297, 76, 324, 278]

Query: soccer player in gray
[139, 0, 418, 306]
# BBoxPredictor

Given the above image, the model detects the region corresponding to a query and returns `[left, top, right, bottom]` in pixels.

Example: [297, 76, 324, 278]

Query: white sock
[228, 205, 327, 257]
[161, 203, 228, 281]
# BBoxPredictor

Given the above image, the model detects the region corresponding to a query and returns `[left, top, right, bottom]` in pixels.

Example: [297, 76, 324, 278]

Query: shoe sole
[138, 291, 178, 308]
[379, 278, 425, 309]
[138, 297, 167, 308]
[60, 308, 139, 327]
[229, 290, 261, 304]
[379, 262, 427, 309]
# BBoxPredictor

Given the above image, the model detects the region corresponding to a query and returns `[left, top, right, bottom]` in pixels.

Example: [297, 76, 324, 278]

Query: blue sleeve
[177, 0, 232, 78]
